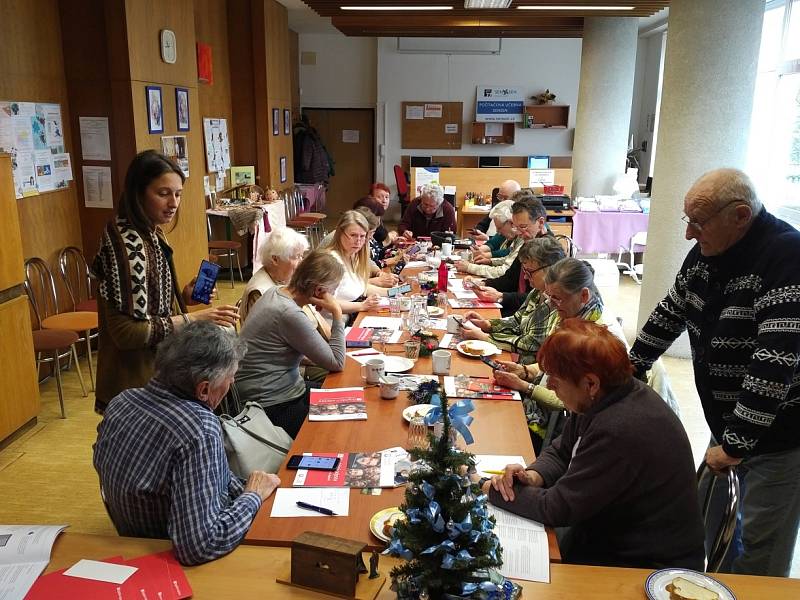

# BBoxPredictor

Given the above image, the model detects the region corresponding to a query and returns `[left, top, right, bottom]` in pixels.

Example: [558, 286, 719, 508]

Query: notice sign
[476, 85, 523, 123]
[424, 103, 443, 118]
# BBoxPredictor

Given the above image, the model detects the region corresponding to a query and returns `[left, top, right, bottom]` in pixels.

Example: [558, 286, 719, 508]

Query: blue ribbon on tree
[425, 501, 446, 532]
[461, 581, 499, 595]
[424, 399, 476, 445]
[383, 538, 413, 560]
[420, 539, 456, 555]
[446, 513, 473, 540]
[441, 549, 475, 569]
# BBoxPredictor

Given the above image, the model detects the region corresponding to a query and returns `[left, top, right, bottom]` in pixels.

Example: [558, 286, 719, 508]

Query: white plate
[370, 507, 404, 542]
[456, 340, 500, 358]
[402, 404, 436, 422]
[645, 568, 736, 600]
[383, 356, 415, 373]
[426, 306, 445, 317]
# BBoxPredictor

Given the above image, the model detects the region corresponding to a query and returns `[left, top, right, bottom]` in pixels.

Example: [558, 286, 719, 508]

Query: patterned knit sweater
[630, 209, 800, 458]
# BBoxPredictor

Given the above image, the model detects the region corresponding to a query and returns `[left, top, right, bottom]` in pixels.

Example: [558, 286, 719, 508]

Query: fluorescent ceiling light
[518, 5, 635, 9]
[341, 5, 454, 10]
[464, 0, 513, 8]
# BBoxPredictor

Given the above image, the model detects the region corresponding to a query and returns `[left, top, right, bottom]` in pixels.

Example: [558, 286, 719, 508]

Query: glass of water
[389, 297, 401, 318]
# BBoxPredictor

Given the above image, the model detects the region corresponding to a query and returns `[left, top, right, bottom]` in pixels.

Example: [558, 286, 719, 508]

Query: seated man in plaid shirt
[94, 322, 280, 565]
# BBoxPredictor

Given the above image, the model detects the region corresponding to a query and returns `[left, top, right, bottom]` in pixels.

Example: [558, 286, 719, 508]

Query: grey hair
[419, 184, 444, 207]
[511, 192, 546, 220]
[544, 258, 600, 301]
[259, 227, 309, 265]
[489, 199, 515, 224]
[155, 321, 246, 395]
[518, 236, 566, 268]
[693, 168, 762, 214]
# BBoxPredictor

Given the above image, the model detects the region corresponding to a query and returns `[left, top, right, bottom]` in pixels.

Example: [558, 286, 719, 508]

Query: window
[747, 0, 800, 227]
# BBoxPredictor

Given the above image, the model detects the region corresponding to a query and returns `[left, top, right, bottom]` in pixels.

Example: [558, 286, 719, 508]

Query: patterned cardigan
[630, 209, 800, 458]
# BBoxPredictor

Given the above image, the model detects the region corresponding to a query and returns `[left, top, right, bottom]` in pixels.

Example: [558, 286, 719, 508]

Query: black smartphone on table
[392, 259, 407, 275]
[190, 259, 221, 305]
[480, 355, 502, 370]
[286, 455, 341, 471]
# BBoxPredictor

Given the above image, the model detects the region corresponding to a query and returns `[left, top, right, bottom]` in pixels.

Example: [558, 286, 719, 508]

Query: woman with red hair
[475, 319, 705, 570]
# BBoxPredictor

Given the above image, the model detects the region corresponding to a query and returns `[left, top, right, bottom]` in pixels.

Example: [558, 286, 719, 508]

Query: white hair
[259, 227, 309, 265]
[489, 199, 515, 224]
[420, 184, 444, 207]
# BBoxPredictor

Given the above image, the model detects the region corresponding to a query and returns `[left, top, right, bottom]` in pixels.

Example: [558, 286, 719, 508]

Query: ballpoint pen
[296, 501, 337, 516]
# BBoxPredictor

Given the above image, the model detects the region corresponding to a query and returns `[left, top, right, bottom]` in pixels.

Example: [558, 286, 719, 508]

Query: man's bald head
[498, 180, 522, 201]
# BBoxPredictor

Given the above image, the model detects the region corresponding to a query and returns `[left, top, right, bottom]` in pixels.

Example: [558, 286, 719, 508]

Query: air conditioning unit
[396, 37, 503, 55]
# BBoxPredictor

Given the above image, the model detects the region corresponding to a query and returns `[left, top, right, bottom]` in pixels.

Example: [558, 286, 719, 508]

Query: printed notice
[444, 123, 458, 134]
[83, 166, 113, 209]
[79, 117, 111, 161]
[529, 169, 556, 187]
[424, 103, 442, 118]
[342, 129, 360, 143]
[405, 105, 424, 120]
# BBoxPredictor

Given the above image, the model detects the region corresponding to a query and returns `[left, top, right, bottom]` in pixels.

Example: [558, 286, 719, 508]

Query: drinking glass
[389, 297, 401, 318]
[436, 292, 449, 314]
[404, 340, 421, 362]
[407, 416, 429, 450]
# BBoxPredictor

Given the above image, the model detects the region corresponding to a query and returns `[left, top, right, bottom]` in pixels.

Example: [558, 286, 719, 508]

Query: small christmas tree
[386, 382, 517, 600]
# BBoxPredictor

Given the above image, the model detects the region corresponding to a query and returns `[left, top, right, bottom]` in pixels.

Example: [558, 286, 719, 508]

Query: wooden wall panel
[0, 296, 40, 443]
[0, 156, 25, 291]
[0, 0, 84, 267]
[290, 29, 300, 116]
[227, 0, 258, 172]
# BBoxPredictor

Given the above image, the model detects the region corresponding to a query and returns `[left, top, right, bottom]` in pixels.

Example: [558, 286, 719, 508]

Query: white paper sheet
[0, 524, 67, 600]
[405, 105, 424, 120]
[488, 506, 550, 582]
[82, 166, 113, 208]
[452, 290, 478, 299]
[424, 318, 447, 330]
[474, 455, 527, 477]
[359, 316, 403, 330]
[347, 350, 387, 365]
[270, 488, 350, 517]
[63, 559, 137, 584]
[79, 116, 111, 160]
[405, 260, 429, 269]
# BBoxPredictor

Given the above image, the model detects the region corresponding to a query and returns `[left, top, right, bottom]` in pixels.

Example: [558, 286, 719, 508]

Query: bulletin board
[401, 101, 463, 150]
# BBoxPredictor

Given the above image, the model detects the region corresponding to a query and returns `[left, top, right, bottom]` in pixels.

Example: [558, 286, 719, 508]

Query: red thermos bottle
[438, 258, 448, 293]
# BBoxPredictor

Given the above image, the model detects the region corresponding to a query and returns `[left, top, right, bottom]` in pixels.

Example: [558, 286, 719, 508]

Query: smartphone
[451, 315, 465, 328]
[287, 455, 341, 471]
[388, 282, 412, 297]
[392, 259, 407, 275]
[406, 243, 421, 256]
[190, 260, 221, 305]
[480, 355, 502, 370]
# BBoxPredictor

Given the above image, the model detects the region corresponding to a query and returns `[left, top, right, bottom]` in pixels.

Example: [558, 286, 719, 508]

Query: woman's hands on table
[483, 464, 543, 501]
[374, 271, 400, 287]
[359, 294, 380, 312]
[463, 311, 491, 332]
[474, 285, 503, 303]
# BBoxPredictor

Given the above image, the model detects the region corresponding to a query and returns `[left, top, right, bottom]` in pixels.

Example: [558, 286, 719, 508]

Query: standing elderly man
[629, 168, 800, 577]
[94, 321, 280, 565]
[398, 183, 456, 239]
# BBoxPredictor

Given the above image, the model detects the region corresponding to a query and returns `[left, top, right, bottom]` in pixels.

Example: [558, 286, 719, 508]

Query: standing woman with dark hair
[92, 150, 238, 414]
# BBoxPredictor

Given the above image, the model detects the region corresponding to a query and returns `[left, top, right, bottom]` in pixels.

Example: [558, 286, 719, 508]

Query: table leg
[85, 330, 95, 391]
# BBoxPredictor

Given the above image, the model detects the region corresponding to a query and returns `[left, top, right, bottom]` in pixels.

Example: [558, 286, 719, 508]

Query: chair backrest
[698, 461, 741, 572]
[283, 188, 298, 221]
[24, 257, 61, 329]
[394, 165, 409, 197]
[553, 234, 578, 258]
[58, 246, 94, 310]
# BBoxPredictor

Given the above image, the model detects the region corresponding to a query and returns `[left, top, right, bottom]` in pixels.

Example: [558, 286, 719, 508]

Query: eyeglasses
[344, 231, 368, 242]
[681, 199, 741, 232]
[542, 292, 565, 306]
[522, 264, 547, 277]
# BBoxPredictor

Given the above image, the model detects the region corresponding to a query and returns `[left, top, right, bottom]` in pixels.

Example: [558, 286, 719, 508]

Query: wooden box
[291, 531, 367, 597]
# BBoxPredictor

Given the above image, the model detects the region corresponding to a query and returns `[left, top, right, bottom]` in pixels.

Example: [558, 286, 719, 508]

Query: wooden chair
[58, 246, 98, 312]
[25, 258, 98, 392]
[24, 265, 88, 418]
[284, 188, 325, 248]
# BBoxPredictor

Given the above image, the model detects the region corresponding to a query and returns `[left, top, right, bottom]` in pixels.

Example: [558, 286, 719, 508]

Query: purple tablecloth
[571, 211, 649, 254]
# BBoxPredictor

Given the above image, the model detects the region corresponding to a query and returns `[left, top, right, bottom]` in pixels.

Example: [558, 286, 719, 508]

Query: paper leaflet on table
[309, 387, 367, 421]
[488, 506, 550, 583]
[0, 524, 67, 600]
[292, 448, 408, 488]
[345, 327, 403, 348]
[443, 376, 521, 400]
[270, 488, 350, 517]
[439, 333, 464, 349]
[448, 298, 502, 309]
[359, 316, 404, 330]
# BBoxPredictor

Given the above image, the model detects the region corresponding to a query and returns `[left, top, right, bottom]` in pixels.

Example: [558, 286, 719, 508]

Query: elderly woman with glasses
[239, 227, 309, 323]
[460, 237, 565, 360]
[235, 251, 348, 438]
[470, 200, 519, 265]
[475, 319, 705, 570]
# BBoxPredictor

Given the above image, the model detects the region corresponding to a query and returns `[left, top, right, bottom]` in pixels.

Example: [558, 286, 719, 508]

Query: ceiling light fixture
[340, 5, 454, 10]
[464, 0, 513, 8]
[518, 5, 635, 9]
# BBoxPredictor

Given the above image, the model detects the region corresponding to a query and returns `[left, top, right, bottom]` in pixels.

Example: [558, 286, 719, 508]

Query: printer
[538, 194, 571, 210]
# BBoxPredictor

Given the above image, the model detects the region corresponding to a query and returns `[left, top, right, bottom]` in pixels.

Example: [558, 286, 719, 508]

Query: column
[637, 0, 764, 356]
[571, 17, 638, 197]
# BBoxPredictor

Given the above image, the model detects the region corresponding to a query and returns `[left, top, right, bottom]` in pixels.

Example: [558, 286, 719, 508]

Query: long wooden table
[245, 288, 547, 554]
[45, 533, 800, 599]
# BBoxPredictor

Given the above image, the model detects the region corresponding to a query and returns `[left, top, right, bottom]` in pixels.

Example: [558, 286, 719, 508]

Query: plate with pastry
[456, 340, 500, 358]
[645, 568, 735, 600]
[426, 306, 445, 317]
[402, 404, 436, 423]
[370, 507, 406, 542]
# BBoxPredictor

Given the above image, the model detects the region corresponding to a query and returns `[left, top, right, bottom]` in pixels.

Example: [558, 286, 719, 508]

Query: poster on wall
[284, 109, 291, 135]
[203, 117, 230, 173]
[161, 135, 189, 177]
[414, 167, 440, 197]
[475, 85, 523, 123]
[82, 165, 113, 208]
[175, 88, 190, 131]
[79, 116, 111, 160]
[0, 100, 73, 198]
[272, 108, 280, 136]
[146, 86, 164, 134]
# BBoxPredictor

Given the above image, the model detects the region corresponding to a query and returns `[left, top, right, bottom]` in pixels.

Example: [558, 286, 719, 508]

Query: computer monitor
[527, 155, 550, 169]
[478, 156, 501, 168]
[409, 156, 432, 168]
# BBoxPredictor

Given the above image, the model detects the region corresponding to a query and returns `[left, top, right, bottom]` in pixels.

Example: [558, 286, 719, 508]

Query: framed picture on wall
[284, 109, 291, 135]
[272, 108, 280, 136]
[146, 86, 164, 134]
[280, 156, 287, 183]
[175, 88, 190, 131]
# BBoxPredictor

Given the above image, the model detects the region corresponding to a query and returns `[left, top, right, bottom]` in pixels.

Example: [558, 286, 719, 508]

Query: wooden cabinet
[522, 105, 570, 129]
[470, 122, 515, 145]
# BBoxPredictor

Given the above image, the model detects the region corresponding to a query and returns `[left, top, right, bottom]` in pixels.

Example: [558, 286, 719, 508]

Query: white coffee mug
[379, 375, 400, 399]
[447, 315, 462, 334]
[432, 349, 452, 375]
[361, 359, 385, 385]
[441, 242, 453, 257]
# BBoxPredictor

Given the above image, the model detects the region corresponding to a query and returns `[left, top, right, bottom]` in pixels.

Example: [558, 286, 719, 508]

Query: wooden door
[302, 108, 374, 226]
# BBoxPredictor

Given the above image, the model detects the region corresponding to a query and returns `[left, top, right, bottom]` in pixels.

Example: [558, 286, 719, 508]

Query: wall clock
[160, 29, 177, 64]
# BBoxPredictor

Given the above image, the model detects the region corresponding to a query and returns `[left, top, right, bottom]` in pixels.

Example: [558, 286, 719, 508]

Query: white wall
[376, 37, 582, 188]
[298, 34, 377, 108]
